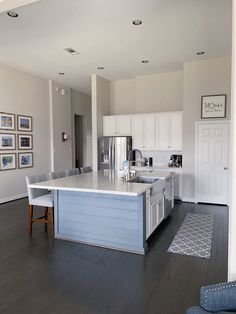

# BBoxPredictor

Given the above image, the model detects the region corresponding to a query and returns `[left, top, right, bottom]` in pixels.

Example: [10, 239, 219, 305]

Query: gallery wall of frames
[0, 112, 33, 171]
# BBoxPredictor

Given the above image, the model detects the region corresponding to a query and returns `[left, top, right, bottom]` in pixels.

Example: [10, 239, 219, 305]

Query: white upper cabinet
[103, 111, 182, 150]
[103, 115, 132, 136]
[157, 113, 170, 149]
[156, 112, 182, 150]
[132, 114, 156, 150]
[132, 115, 144, 149]
[144, 115, 156, 149]
[170, 112, 182, 150]
[103, 116, 117, 136]
[116, 115, 132, 136]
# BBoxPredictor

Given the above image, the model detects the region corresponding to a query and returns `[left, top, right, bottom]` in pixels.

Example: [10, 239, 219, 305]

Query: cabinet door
[132, 115, 144, 149]
[103, 116, 117, 136]
[170, 112, 182, 150]
[116, 116, 132, 136]
[157, 113, 170, 149]
[173, 173, 182, 200]
[146, 199, 151, 239]
[144, 114, 156, 150]
[150, 199, 159, 232]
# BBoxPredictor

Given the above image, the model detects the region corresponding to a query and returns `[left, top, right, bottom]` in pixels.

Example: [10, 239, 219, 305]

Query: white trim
[195, 120, 230, 205]
[91, 74, 98, 171]
[0, 193, 27, 204]
[228, 0, 236, 281]
[182, 198, 196, 203]
[49, 80, 54, 172]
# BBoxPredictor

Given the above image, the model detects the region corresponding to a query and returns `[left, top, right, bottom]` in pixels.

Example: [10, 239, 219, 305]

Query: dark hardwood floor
[0, 198, 228, 314]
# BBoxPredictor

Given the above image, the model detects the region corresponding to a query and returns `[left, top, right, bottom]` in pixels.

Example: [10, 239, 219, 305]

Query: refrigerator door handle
[109, 139, 112, 168]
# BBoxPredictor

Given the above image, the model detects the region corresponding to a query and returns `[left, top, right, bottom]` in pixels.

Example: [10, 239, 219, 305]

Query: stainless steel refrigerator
[98, 136, 132, 170]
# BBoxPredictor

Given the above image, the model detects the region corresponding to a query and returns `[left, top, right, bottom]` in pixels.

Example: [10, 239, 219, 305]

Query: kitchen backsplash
[141, 150, 182, 166]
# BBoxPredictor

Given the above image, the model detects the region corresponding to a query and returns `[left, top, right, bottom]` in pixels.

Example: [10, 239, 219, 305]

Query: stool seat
[31, 193, 53, 207]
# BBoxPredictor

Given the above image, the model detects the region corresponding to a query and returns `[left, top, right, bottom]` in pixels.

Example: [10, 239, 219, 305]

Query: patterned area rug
[168, 213, 215, 259]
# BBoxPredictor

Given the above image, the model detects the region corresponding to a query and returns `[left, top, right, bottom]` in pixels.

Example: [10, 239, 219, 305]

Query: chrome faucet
[125, 149, 143, 181]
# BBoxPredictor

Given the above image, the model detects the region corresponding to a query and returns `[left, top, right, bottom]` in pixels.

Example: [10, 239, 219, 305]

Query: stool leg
[28, 204, 33, 233]
[44, 207, 48, 230]
[49, 207, 54, 238]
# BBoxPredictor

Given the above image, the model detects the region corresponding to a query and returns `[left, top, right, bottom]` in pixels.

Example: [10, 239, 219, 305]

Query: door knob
[224, 167, 228, 170]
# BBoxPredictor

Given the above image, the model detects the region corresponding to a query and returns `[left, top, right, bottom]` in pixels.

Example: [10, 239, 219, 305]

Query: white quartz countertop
[29, 170, 169, 196]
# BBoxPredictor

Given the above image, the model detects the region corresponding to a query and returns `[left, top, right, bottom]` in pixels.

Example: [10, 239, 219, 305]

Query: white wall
[182, 57, 231, 201]
[71, 89, 92, 167]
[110, 71, 183, 114]
[49, 80, 72, 172]
[91, 75, 110, 170]
[0, 63, 51, 203]
[228, 0, 236, 281]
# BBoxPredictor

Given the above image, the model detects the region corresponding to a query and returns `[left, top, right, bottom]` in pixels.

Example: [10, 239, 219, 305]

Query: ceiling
[0, 0, 232, 95]
[0, 0, 40, 13]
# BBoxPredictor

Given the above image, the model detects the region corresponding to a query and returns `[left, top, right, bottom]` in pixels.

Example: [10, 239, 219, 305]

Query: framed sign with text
[201, 94, 226, 119]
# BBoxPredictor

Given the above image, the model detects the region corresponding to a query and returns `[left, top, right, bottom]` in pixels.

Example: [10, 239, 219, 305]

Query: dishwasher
[164, 175, 174, 218]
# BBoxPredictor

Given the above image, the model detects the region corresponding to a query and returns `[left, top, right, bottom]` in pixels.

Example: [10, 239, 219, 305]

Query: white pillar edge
[228, 0, 236, 281]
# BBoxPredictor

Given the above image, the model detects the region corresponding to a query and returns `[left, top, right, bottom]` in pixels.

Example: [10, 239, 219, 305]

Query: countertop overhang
[29, 170, 170, 196]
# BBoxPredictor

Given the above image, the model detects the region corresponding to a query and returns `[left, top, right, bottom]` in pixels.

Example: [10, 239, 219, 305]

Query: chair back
[65, 168, 80, 176]
[49, 171, 66, 180]
[25, 174, 48, 204]
[80, 166, 92, 174]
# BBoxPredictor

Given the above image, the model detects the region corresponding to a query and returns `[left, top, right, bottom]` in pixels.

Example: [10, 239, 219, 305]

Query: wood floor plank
[0, 198, 228, 314]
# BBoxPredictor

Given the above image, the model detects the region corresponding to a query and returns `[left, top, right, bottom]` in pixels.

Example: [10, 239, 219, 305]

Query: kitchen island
[29, 170, 169, 254]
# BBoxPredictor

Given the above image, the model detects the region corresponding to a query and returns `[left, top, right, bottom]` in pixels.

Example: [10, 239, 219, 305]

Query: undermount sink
[128, 176, 159, 184]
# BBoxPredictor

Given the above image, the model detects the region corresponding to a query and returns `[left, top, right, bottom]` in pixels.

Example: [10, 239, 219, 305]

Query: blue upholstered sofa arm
[186, 281, 236, 314]
[200, 281, 236, 312]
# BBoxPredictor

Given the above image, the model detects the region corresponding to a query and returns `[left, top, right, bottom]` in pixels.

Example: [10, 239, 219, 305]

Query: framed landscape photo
[201, 94, 227, 119]
[0, 153, 16, 171]
[18, 134, 33, 150]
[0, 112, 15, 130]
[17, 115, 32, 132]
[18, 152, 33, 169]
[0, 133, 16, 150]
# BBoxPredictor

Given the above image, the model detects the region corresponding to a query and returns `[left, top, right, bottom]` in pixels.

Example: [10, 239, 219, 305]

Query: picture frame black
[0, 133, 16, 150]
[201, 94, 227, 119]
[17, 115, 33, 132]
[0, 112, 15, 131]
[0, 153, 17, 171]
[18, 152, 33, 169]
[18, 134, 33, 150]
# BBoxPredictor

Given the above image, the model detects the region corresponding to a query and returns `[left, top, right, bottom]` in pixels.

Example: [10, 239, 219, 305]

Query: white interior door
[196, 122, 229, 205]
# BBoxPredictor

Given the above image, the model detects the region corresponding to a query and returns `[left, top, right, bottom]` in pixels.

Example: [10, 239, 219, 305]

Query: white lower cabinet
[173, 173, 182, 200]
[146, 191, 164, 239]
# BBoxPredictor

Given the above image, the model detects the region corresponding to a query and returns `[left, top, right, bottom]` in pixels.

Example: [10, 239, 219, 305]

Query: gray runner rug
[167, 213, 215, 259]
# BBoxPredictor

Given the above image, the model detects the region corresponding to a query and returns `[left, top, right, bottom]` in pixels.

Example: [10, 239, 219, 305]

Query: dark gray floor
[0, 198, 228, 314]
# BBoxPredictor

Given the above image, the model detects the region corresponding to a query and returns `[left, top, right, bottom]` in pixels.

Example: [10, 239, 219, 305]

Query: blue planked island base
[54, 190, 148, 254]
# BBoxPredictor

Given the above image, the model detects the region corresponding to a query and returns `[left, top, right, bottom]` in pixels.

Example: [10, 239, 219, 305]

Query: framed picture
[17, 115, 32, 132]
[0, 133, 16, 150]
[18, 152, 33, 169]
[0, 153, 16, 171]
[18, 134, 33, 150]
[0, 112, 15, 130]
[201, 94, 227, 119]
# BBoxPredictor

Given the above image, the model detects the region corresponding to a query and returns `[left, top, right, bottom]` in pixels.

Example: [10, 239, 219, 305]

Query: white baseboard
[182, 197, 196, 203]
[0, 193, 27, 204]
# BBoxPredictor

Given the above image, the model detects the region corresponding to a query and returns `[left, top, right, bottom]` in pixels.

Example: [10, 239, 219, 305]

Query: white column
[228, 0, 236, 281]
[91, 74, 98, 171]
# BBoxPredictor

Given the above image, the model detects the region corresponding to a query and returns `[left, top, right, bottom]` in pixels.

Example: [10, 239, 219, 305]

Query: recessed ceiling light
[196, 51, 205, 56]
[132, 19, 142, 26]
[58, 72, 65, 75]
[141, 60, 149, 64]
[64, 47, 79, 55]
[97, 66, 104, 70]
[7, 11, 19, 18]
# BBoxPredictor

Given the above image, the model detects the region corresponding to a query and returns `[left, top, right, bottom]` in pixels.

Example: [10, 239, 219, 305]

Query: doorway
[74, 114, 84, 168]
[195, 121, 229, 205]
